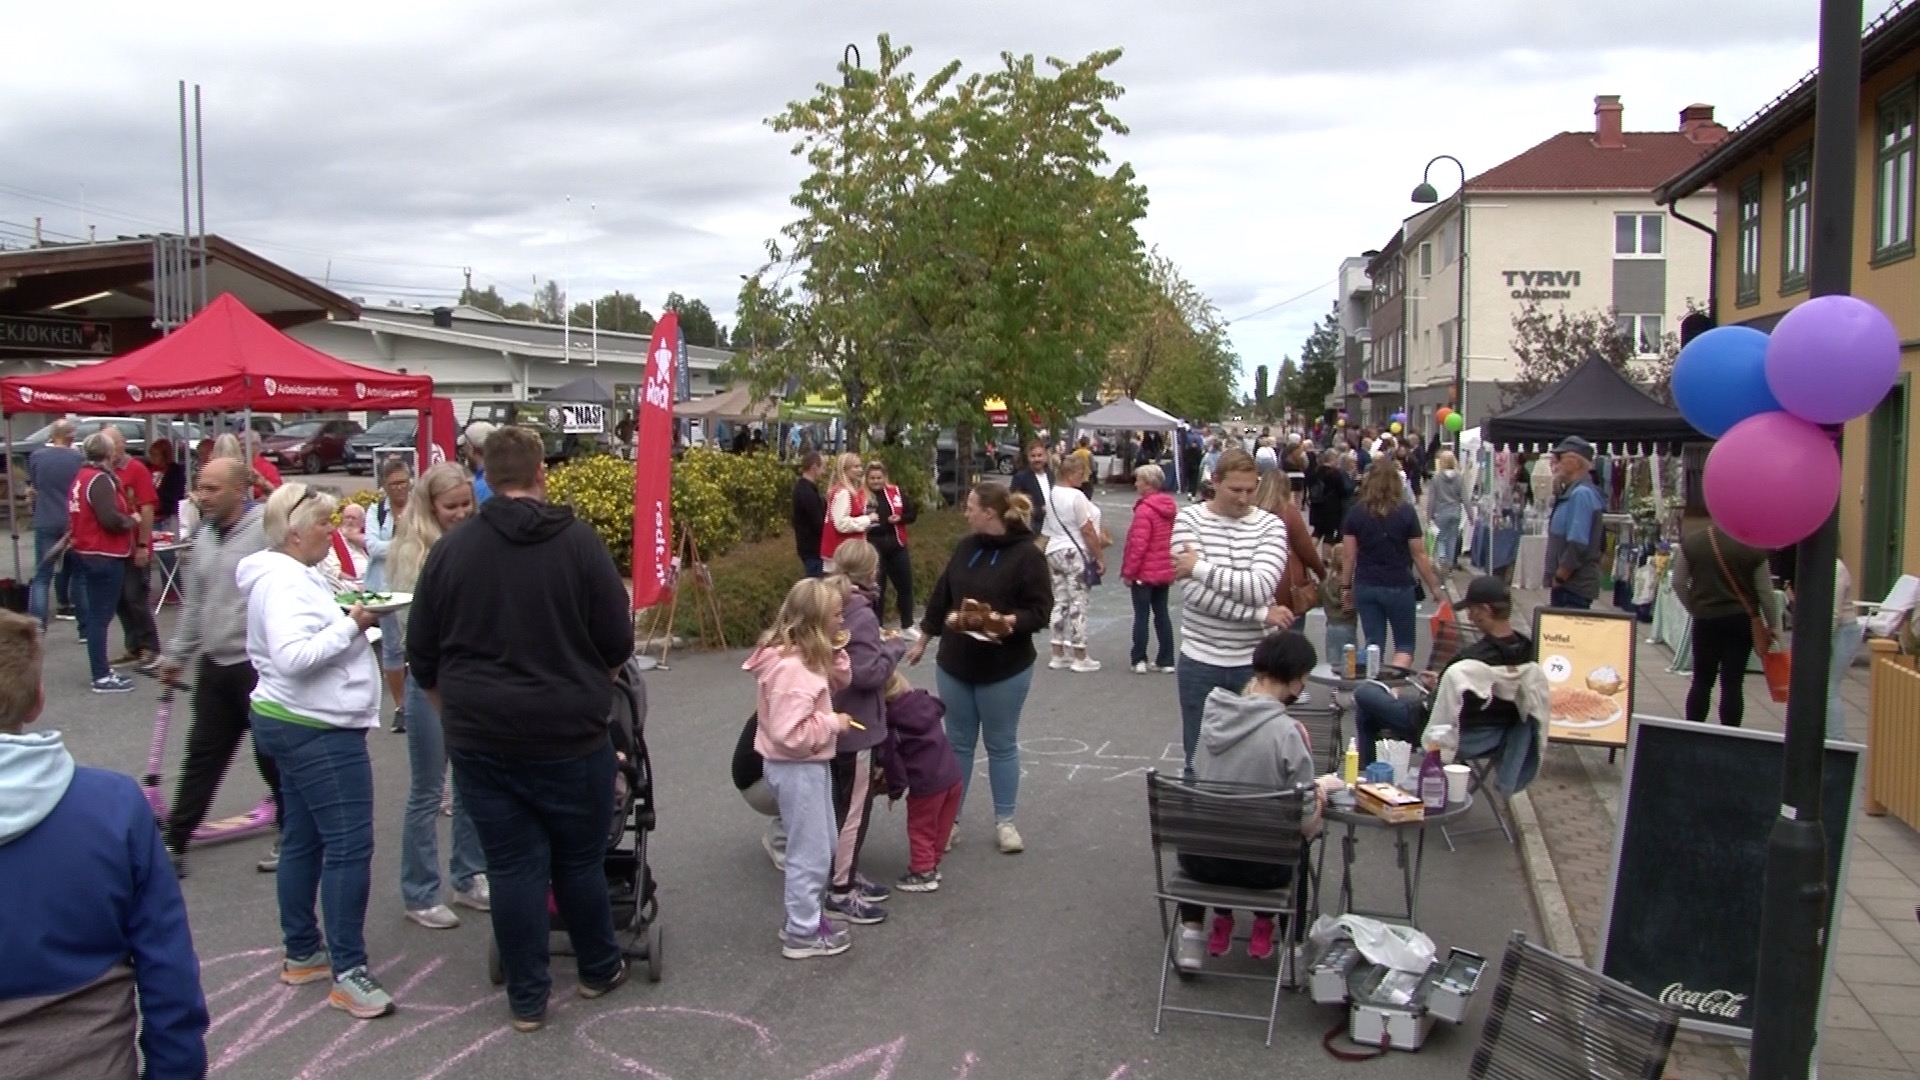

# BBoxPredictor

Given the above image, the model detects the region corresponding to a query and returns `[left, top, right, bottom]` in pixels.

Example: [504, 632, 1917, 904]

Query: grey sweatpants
[763, 759, 834, 939]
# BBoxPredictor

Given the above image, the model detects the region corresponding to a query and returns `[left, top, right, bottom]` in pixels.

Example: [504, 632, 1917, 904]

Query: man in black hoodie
[407, 426, 635, 1031]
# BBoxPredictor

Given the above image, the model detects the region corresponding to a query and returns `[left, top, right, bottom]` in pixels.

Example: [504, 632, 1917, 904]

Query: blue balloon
[1672, 326, 1779, 439]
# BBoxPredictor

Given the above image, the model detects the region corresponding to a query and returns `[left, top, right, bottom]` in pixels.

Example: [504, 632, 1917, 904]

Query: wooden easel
[634, 527, 727, 669]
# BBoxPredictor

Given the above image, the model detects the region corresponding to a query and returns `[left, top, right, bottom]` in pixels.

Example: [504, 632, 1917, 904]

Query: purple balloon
[1703, 411, 1840, 549]
[1766, 295, 1902, 425]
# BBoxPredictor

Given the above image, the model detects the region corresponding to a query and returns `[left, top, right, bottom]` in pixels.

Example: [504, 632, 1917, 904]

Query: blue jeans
[938, 664, 1035, 822]
[28, 525, 74, 629]
[1177, 654, 1254, 770]
[451, 743, 622, 1020]
[1130, 584, 1175, 667]
[1352, 583, 1418, 662]
[1829, 621, 1866, 741]
[1549, 586, 1593, 610]
[1324, 621, 1358, 669]
[1352, 682, 1423, 767]
[1432, 508, 1462, 568]
[73, 555, 125, 681]
[250, 714, 375, 977]
[400, 677, 485, 910]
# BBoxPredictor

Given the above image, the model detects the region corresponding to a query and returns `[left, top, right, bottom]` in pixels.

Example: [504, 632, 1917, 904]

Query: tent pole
[4, 416, 19, 581]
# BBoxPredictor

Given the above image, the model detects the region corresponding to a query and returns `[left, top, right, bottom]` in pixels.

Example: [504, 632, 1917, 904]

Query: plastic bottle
[1343, 737, 1360, 786]
[1365, 644, 1381, 680]
[1342, 644, 1357, 680]
[1419, 748, 1447, 810]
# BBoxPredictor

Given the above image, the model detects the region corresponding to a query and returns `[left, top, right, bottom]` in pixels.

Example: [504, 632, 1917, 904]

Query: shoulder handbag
[1049, 487, 1101, 588]
[1708, 528, 1791, 703]
[1276, 503, 1320, 615]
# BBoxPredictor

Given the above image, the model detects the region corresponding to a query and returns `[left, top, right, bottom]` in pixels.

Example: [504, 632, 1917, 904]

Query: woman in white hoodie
[237, 483, 391, 1020]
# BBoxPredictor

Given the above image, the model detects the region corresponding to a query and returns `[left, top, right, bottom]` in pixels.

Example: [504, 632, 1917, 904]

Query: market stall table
[152, 536, 193, 614]
[1316, 794, 1473, 931]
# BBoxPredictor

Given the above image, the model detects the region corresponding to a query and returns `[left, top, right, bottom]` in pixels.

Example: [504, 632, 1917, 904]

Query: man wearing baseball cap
[1544, 436, 1605, 610]
[463, 421, 496, 503]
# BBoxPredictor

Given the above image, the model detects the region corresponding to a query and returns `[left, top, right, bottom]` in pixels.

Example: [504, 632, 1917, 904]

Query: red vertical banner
[417, 396, 458, 469]
[630, 312, 680, 611]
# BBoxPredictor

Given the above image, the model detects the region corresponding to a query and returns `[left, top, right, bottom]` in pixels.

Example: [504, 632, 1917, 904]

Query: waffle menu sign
[0, 315, 113, 355]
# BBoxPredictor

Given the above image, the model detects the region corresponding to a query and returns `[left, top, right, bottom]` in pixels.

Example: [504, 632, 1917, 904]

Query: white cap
[463, 420, 496, 449]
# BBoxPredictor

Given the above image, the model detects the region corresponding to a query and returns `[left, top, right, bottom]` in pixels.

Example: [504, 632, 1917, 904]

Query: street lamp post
[1413, 155, 1467, 448]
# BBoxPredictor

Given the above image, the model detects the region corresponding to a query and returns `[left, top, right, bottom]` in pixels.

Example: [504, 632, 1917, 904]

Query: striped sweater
[1171, 504, 1289, 666]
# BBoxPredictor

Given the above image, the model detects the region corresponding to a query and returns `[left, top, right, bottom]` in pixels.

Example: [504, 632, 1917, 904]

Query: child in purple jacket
[878, 673, 963, 892]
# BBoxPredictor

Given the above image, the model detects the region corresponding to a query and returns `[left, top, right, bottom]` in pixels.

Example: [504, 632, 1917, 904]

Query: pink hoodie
[744, 645, 852, 763]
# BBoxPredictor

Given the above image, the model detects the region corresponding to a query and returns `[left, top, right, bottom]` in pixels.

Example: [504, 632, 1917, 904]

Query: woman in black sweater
[906, 481, 1053, 854]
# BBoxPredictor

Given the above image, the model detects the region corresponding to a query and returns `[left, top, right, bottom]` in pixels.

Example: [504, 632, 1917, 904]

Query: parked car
[343, 414, 418, 475]
[934, 433, 996, 507]
[9, 416, 201, 476]
[261, 418, 362, 474]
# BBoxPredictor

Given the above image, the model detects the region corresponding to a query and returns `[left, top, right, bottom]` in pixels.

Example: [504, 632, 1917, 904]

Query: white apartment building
[1394, 96, 1726, 433]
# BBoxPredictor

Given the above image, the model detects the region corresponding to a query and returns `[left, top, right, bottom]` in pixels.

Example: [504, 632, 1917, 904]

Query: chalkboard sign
[1598, 716, 1861, 1038]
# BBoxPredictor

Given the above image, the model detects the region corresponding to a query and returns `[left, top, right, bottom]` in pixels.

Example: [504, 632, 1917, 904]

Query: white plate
[337, 591, 412, 613]
[1549, 700, 1624, 730]
[962, 630, 1001, 642]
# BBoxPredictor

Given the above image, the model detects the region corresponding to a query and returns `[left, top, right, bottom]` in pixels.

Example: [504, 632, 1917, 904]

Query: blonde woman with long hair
[821, 451, 872, 562]
[745, 577, 856, 960]
[1427, 450, 1466, 572]
[1339, 459, 1445, 667]
[384, 464, 487, 931]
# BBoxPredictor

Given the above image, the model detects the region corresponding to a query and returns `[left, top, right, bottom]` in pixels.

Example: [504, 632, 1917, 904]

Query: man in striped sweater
[1171, 447, 1294, 771]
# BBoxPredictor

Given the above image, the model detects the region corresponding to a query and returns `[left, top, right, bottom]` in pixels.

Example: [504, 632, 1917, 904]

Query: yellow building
[1657, 2, 1920, 601]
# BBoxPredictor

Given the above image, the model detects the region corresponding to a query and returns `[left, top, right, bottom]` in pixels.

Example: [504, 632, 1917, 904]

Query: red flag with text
[630, 312, 680, 611]
[417, 396, 458, 470]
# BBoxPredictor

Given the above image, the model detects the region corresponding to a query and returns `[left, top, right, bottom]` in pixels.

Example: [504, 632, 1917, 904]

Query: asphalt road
[13, 489, 1538, 1079]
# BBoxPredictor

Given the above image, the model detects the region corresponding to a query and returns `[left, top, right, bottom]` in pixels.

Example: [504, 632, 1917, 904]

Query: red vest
[68, 465, 134, 558]
[875, 484, 908, 547]
[821, 487, 868, 559]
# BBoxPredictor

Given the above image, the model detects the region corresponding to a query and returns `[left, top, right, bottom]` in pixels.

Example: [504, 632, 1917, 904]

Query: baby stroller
[487, 656, 663, 985]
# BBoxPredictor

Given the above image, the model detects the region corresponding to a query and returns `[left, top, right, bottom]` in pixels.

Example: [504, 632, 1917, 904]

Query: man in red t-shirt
[105, 429, 163, 668]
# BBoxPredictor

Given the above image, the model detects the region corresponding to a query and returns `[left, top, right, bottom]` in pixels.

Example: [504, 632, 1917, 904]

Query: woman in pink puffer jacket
[1122, 463, 1179, 672]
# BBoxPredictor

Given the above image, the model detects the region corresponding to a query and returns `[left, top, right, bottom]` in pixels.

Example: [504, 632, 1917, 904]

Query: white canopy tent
[1070, 396, 1186, 491]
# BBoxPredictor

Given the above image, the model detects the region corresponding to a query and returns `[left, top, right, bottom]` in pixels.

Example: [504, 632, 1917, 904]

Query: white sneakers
[407, 905, 460, 929]
[996, 821, 1025, 854]
[1175, 926, 1207, 971]
[409, 875, 490, 929]
[1051, 654, 1101, 672]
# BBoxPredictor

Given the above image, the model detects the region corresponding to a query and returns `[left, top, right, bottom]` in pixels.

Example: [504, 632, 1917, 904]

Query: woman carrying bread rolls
[905, 481, 1052, 854]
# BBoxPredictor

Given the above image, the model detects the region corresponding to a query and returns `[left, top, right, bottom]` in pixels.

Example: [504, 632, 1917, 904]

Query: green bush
[668, 507, 972, 648]
[865, 442, 937, 512]
[547, 448, 801, 574]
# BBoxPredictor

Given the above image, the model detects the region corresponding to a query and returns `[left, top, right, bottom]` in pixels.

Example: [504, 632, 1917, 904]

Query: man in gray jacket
[156, 458, 282, 876]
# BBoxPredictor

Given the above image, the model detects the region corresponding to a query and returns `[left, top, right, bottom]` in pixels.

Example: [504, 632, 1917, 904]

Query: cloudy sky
[1, 0, 1894, 387]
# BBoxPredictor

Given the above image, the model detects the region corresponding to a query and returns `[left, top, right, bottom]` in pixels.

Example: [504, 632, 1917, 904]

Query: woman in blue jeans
[906, 481, 1053, 855]
[1341, 459, 1445, 667]
[66, 432, 140, 692]
[237, 482, 392, 1019]
[385, 463, 486, 929]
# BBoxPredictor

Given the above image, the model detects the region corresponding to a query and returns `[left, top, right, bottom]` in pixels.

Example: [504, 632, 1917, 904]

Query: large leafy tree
[1504, 300, 1678, 407]
[1285, 307, 1341, 417]
[567, 290, 655, 335]
[663, 293, 723, 347]
[732, 36, 1148, 457]
[1107, 250, 1235, 421]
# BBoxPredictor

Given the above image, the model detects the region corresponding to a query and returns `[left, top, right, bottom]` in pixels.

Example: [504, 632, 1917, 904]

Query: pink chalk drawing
[197, 945, 1143, 1079]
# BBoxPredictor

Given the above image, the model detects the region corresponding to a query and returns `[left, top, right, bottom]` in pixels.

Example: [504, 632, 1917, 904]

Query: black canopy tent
[534, 374, 617, 405]
[1482, 352, 1704, 454]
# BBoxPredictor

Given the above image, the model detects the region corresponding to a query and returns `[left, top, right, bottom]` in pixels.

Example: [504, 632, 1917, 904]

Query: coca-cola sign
[1658, 983, 1748, 1019]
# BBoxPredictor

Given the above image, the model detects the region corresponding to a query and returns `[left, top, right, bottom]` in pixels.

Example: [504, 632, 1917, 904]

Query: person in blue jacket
[0, 608, 208, 1078]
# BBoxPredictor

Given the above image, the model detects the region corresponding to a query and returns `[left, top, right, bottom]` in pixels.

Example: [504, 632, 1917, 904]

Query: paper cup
[1444, 763, 1471, 805]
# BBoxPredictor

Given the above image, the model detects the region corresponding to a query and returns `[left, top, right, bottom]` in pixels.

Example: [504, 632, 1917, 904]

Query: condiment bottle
[1419, 748, 1447, 810]
[1343, 738, 1359, 786]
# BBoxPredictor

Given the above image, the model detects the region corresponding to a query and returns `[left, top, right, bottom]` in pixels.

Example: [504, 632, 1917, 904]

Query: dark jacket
[1402, 629, 1536, 728]
[878, 688, 962, 800]
[0, 735, 207, 1080]
[408, 496, 635, 759]
[1678, 525, 1772, 623]
[919, 522, 1054, 686]
[1009, 467, 1050, 534]
[791, 476, 825, 563]
[731, 712, 763, 791]
[831, 587, 907, 752]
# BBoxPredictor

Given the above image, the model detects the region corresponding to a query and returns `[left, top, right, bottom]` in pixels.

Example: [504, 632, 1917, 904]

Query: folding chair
[1467, 930, 1681, 1080]
[1857, 573, 1920, 641]
[1145, 770, 1314, 1046]
[1289, 698, 1344, 775]
[1431, 660, 1545, 849]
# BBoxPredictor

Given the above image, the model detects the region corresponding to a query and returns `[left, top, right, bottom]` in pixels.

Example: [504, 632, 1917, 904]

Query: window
[1617, 314, 1665, 358]
[1439, 319, 1454, 366]
[1874, 81, 1917, 262]
[1615, 213, 1664, 256]
[1780, 149, 1811, 292]
[1441, 220, 1458, 266]
[1736, 176, 1763, 305]
[1419, 242, 1433, 278]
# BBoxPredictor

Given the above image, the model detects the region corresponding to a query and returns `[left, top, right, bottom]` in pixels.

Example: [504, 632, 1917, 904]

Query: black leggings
[874, 544, 913, 628]
[1175, 853, 1305, 928]
[1687, 613, 1755, 727]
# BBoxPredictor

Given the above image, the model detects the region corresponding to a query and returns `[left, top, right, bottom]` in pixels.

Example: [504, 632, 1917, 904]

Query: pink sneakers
[1247, 915, 1277, 960]
[1208, 913, 1234, 957]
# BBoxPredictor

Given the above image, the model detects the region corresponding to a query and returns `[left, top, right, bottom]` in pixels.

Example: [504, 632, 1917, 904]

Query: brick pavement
[1511, 588, 1920, 1079]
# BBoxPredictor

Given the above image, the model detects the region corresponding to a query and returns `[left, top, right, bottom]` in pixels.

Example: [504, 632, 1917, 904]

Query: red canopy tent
[0, 292, 431, 414]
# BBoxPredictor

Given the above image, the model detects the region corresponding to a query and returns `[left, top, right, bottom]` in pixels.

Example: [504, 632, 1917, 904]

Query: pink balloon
[1703, 412, 1840, 549]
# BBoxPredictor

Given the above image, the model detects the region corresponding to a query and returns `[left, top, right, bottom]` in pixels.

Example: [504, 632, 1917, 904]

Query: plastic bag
[1308, 914, 1437, 973]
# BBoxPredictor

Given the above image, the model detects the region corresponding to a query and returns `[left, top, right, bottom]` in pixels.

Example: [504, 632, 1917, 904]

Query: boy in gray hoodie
[1178, 631, 1335, 971]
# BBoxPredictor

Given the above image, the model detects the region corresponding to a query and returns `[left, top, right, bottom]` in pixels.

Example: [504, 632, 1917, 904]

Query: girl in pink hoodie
[743, 578, 855, 959]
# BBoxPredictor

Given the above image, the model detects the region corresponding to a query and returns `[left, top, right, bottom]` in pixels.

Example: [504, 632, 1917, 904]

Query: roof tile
[1468, 132, 1716, 193]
